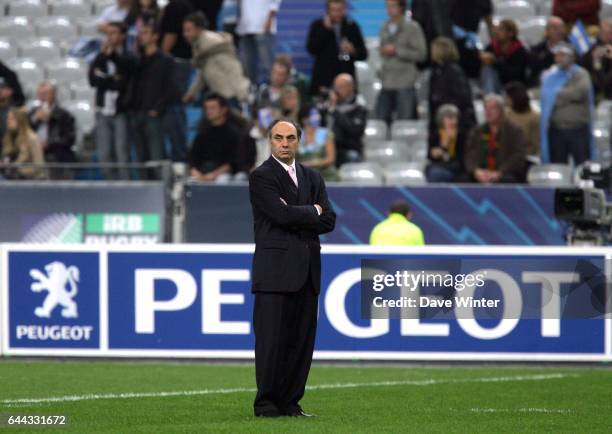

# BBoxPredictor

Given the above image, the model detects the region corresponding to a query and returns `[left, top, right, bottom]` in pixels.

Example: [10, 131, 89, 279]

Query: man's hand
[280, 197, 287, 205]
[340, 38, 355, 55]
[34, 108, 50, 122]
[479, 51, 495, 65]
[148, 110, 158, 117]
[474, 168, 490, 183]
[264, 11, 276, 33]
[182, 92, 194, 104]
[381, 44, 396, 56]
[323, 14, 333, 30]
[430, 147, 444, 159]
[488, 171, 501, 183]
[314, 204, 323, 215]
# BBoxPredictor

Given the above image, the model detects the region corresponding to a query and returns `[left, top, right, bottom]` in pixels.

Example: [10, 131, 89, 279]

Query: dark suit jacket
[306, 16, 368, 95]
[249, 156, 336, 294]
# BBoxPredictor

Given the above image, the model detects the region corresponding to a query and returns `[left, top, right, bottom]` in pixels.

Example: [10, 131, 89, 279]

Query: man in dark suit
[249, 119, 336, 418]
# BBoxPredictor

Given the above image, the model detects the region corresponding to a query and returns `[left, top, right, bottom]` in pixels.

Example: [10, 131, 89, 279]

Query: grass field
[0, 360, 610, 433]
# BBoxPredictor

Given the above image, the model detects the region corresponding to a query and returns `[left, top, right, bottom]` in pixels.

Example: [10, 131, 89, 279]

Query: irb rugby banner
[1, 245, 611, 361]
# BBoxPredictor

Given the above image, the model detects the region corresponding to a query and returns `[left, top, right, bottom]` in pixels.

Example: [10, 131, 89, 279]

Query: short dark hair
[268, 119, 303, 141]
[504, 81, 531, 113]
[204, 92, 228, 108]
[326, 0, 346, 9]
[387, 0, 407, 12]
[184, 11, 209, 29]
[389, 200, 411, 216]
[140, 19, 161, 36]
[107, 21, 127, 34]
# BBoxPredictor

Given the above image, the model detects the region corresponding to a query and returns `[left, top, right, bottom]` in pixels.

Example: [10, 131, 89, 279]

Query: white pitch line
[471, 407, 573, 414]
[1, 373, 574, 407]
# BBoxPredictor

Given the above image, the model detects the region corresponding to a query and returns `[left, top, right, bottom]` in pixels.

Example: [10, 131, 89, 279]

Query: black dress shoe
[288, 409, 315, 417]
[254, 410, 282, 418]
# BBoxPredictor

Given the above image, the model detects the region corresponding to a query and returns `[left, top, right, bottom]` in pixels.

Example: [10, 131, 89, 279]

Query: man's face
[183, 21, 199, 44]
[484, 99, 502, 125]
[204, 99, 227, 124]
[270, 121, 299, 164]
[138, 26, 156, 47]
[333, 77, 353, 100]
[0, 86, 12, 102]
[386, 0, 402, 19]
[118, 0, 130, 7]
[37, 84, 55, 105]
[600, 22, 612, 44]
[555, 51, 574, 69]
[546, 19, 565, 43]
[106, 25, 124, 47]
[328, 1, 346, 23]
[270, 63, 290, 88]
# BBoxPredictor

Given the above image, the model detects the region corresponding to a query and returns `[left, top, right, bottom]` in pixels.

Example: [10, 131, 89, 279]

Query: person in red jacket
[553, 0, 601, 28]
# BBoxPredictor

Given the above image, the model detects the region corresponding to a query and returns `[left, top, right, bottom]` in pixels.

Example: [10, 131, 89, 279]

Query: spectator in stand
[236, 0, 281, 85]
[189, 93, 242, 182]
[528, 16, 566, 87]
[160, 0, 194, 97]
[253, 59, 291, 126]
[370, 200, 424, 246]
[464, 94, 527, 183]
[324, 73, 367, 167]
[428, 37, 476, 149]
[278, 86, 301, 124]
[182, 12, 250, 106]
[504, 81, 540, 166]
[124, 0, 160, 53]
[540, 42, 595, 165]
[375, 0, 427, 123]
[131, 22, 177, 163]
[0, 61, 25, 107]
[190, 0, 224, 30]
[581, 18, 612, 102]
[480, 19, 529, 94]
[451, 0, 493, 78]
[89, 22, 137, 179]
[275, 53, 311, 104]
[306, 0, 368, 97]
[553, 0, 600, 29]
[28, 81, 77, 166]
[160, 0, 194, 59]
[426, 104, 467, 183]
[411, 0, 453, 56]
[1, 108, 45, 180]
[0, 71, 25, 144]
[96, 0, 131, 34]
[297, 105, 338, 181]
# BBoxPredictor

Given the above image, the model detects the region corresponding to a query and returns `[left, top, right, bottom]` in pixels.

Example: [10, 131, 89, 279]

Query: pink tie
[288, 166, 298, 188]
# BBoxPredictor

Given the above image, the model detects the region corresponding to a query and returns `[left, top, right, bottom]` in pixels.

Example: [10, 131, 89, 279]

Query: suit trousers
[253, 278, 318, 415]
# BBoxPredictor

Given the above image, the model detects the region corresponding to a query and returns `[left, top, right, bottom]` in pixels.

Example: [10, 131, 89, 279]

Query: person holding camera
[306, 0, 368, 97]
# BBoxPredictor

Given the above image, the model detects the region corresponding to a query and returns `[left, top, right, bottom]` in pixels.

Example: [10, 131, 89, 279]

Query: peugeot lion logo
[30, 261, 80, 319]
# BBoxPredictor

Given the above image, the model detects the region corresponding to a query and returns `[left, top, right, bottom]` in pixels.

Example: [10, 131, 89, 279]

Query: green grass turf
[0, 360, 610, 433]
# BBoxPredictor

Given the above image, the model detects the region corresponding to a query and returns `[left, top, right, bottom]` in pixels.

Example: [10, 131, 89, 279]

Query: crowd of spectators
[0, 0, 609, 183]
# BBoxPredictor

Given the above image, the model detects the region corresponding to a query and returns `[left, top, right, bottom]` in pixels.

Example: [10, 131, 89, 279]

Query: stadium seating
[78, 17, 98, 38]
[0, 38, 17, 61]
[93, 0, 115, 15]
[0, 16, 35, 40]
[390, 119, 428, 143]
[603, 0, 612, 18]
[70, 80, 94, 102]
[494, 0, 537, 20]
[593, 123, 612, 165]
[365, 119, 388, 141]
[10, 58, 44, 90]
[526, 164, 572, 186]
[46, 57, 86, 85]
[36, 16, 78, 42]
[364, 140, 409, 167]
[383, 162, 427, 185]
[64, 98, 94, 133]
[339, 162, 384, 185]
[8, 0, 48, 18]
[50, 0, 92, 20]
[19, 38, 62, 63]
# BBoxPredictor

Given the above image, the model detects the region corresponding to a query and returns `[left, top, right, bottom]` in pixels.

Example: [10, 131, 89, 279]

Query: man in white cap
[539, 41, 595, 165]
